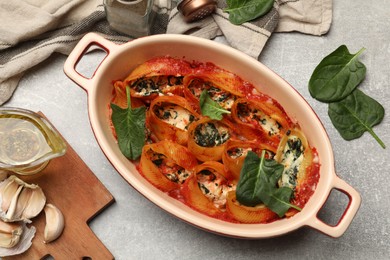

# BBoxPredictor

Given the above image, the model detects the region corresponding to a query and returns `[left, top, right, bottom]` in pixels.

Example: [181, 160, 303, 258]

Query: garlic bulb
[0, 175, 46, 223]
[43, 204, 65, 243]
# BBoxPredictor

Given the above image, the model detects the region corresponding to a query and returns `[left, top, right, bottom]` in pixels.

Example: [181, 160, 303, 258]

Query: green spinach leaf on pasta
[110, 86, 146, 160]
[236, 151, 301, 217]
[199, 90, 230, 120]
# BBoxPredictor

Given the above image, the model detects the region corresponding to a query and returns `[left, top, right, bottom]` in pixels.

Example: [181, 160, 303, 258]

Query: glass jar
[0, 108, 67, 175]
[104, 0, 156, 38]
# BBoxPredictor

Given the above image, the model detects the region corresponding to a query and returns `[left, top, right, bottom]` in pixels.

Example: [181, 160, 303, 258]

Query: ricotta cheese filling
[227, 147, 275, 160]
[132, 77, 160, 96]
[132, 76, 183, 96]
[194, 122, 230, 147]
[227, 147, 252, 159]
[207, 87, 235, 110]
[238, 103, 281, 136]
[279, 135, 304, 189]
[188, 80, 235, 109]
[148, 149, 191, 184]
[197, 170, 235, 210]
[154, 104, 195, 130]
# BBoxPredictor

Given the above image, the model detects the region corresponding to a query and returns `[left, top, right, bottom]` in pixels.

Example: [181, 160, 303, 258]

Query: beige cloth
[167, 0, 333, 58]
[276, 0, 333, 35]
[0, 0, 332, 106]
[0, 0, 99, 49]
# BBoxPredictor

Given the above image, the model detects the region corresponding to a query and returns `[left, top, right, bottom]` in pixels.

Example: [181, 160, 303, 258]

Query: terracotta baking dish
[63, 32, 361, 238]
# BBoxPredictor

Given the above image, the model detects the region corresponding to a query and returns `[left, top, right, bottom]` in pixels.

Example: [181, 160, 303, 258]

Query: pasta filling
[237, 102, 281, 136]
[227, 147, 274, 160]
[207, 87, 235, 109]
[194, 122, 230, 147]
[197, 170, 235, 210]
[279, 135, 304, 189]
[131, 76, 183, 96]
[153, 103, 196, 130]
[188, 79, 235, 109]
[147, 149, 191, 184]
[227, 147, 252, 159]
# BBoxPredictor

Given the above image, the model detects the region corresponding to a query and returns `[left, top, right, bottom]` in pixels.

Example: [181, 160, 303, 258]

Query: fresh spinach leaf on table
[308, 45, 386, 148]
[309, 45, 366, 102]
[199, 90, 231, 120]
[236, 151, 301, 217]
[328, 89, 386, 149]
[110, 86, 146, 160]
[224, 0, 275, 25]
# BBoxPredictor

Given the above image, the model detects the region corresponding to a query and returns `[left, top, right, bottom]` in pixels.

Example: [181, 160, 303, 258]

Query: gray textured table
[4, 0, 389, 259]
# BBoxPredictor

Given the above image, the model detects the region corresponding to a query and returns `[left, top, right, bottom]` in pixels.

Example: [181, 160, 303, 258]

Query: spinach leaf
[224, 0, 275, 25]
[236, 151, 301, 217]
[328, 89, 385, 148]
[309, 45, 366, 102]
[110, 86, 147, 160]
[199, 90, 231, 120]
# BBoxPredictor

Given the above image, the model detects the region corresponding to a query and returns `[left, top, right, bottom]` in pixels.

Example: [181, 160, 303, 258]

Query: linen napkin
[0, 0, 332, 106]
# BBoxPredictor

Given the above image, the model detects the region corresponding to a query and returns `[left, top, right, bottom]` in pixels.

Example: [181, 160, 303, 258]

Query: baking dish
[63, 32, 361, 238]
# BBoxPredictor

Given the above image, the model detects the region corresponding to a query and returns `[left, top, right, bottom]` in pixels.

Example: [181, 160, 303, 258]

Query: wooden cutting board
[5, 113, 115, 259]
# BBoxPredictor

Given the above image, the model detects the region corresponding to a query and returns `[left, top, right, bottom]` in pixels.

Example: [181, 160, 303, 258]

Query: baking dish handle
[306, 176, 361, 238]
[63, 32, 117, 92]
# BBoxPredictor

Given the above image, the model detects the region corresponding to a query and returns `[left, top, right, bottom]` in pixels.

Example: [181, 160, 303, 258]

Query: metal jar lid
[177, 0, 217, 23]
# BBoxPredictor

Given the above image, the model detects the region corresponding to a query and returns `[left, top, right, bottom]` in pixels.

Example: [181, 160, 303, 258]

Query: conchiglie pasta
[231, 98, 291, 145]
[146, 95, 201, 145]
[274, 128, 319, 219]
[122, 57, 193, 100]
[181, 161, 234, 217]
[187, 117, 235, 162]
[222, 139, 276, 181]
[190, 62, 246, 97]
[226, 192, 277, 223]
[183, 75, 241, 110]
[275, 128, 313, 190]
[124, 56, 194, 82]
[139, 140, 198, 192]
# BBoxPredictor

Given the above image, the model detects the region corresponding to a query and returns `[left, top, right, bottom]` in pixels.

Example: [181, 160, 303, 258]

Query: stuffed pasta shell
[226, 192, 277, 223]
[187, 117, 236, 162]
[183, 76, 241, 111]
[139, 140, 198, 192]
[182, 161, 235, 218]
[231, 98, 291, 145]
[222, 140, 276, 181]
[147, 95, 201, 145]
[121, 57, 194, 100]
[275, 128, 319, 216]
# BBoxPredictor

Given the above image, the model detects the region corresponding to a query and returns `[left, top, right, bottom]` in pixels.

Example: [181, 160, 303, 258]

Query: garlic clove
[13, 187, 33, 221]
[5, 185, 23, 221]
[0, 176, 46, 222]
[21, 186, 46, 221]
[0, 220, 23, 248]
[43, 204, 64, 243]
[0, 176, 19, 212]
